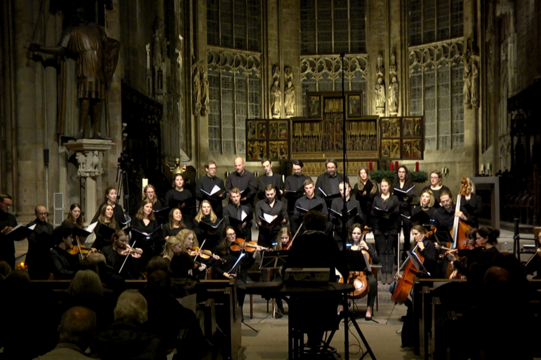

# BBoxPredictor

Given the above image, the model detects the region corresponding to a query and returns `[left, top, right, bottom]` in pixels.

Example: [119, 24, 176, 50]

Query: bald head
[234, 157, 245, 174]
[59, 306, 96, 351]
[35, 205, 48, 222]
[484, 266, 510, 285]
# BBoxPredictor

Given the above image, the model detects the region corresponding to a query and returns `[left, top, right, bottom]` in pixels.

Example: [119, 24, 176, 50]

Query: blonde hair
[420, 189, 435, 208]
[163, 236, 182, 260]
[177, 229, 199, 250]
[195, 200, 217, 223]
[275, 227, 292, 250]
[114, 290, 148, 324]
[464, 177, 476, 194]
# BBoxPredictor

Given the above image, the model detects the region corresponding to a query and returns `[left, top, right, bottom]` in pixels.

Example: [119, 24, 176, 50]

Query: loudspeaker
[54, 193, 64, 226]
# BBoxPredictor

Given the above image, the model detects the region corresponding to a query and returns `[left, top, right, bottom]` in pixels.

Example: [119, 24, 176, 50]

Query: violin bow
[118, 239, 139, 274]
[193, 239, 207, 263]
[287, 221, 304, 250]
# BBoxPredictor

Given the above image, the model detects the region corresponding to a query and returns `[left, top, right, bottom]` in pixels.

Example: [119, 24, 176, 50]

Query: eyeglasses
[226, 233, 235, 236]
[440, 199, 451, 204]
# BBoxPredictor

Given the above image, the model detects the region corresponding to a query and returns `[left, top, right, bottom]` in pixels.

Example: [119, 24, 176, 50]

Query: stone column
[65, 140, 115, 225]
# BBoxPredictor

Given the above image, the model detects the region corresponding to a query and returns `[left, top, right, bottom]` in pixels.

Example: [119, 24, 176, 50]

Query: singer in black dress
[132, 199, 161, 263]
[353, 166, 378, 229]
[393, 166, 414, 256]
[165, 173, 196, 227]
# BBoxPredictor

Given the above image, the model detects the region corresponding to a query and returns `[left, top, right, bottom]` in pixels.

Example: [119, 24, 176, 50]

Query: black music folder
[295, 203, 324, 214]
[318, 187, 341, 199]
[198, 217, 225, 232]
[5, 224, 35, 240]
[394, 185, 415, 197]
[330, 206, 358, 220]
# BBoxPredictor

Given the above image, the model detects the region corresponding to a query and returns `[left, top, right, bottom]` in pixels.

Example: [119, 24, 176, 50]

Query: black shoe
[365, 316, 372, 321]
[275, 312, 283, 319]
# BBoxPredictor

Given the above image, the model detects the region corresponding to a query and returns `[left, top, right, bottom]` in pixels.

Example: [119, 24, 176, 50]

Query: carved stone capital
[65, 139, 115, 178]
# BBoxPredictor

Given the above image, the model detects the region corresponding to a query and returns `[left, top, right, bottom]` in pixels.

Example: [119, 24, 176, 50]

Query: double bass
[340, 226, 372, 299]
[447, 178, 473, 279]
[391, 229, 434, 304]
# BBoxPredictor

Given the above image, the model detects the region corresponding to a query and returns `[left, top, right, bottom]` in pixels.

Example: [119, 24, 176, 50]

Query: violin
[67, 246, 93, 256]
[230, 238, 269, 253]
[188, 246, 226, 263]
[117, 244, 143, 258]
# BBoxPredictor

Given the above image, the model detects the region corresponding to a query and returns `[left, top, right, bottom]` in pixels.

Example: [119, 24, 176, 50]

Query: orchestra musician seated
[50, 225, 79, 280]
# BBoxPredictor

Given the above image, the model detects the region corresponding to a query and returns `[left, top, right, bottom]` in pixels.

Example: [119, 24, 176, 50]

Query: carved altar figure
[284, 66, 295, 117]
[29, 5, 118, 140]
[471, 56, 479, 108]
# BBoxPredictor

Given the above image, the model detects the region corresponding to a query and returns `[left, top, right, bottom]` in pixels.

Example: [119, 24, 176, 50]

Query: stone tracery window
[301, 0, 366, 55]
[409, 40, 464, 150]
[409, 0, 464, 46]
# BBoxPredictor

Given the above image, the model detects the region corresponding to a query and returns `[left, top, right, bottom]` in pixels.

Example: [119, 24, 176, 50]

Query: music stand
[259, 250, 289, 270]
[325, 249, 376, 359]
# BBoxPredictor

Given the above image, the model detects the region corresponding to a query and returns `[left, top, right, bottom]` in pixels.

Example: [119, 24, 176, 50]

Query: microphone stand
[338, 52, 376, 360]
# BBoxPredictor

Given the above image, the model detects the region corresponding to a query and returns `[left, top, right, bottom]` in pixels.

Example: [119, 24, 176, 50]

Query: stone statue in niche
[75, 151, 103, 177]
[200, 70, 210, 116]
[387, 49, 398, 115]
[471, 54, 479, 108]
[388, 75, 398, 115]
[270, 65, 281, 118]
[375, 52, 386, 116]
[29, 5, 119, 140]
[284, 66, 295, 117]
[192, 63, 201, 115]
[462, 43, 472, 108]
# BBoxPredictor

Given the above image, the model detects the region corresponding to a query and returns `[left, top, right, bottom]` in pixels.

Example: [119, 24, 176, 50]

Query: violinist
[223, 187, 253, 241]
[330, 181, 363, 251]
[26, 205, 54, 279]
[255, 184, 288, 248]
[132, 199, 161, 260]
[460, 178, 483, 229]
[91, 204, 119, 251]
[411, 189, 435, 225]
[393, 166, 414, 257]
[446, 227, 479, 279]
[179, 229, 215, 278]
[275, 226, 292, 250]
[371, 178, 400, 284]
[353, 166, 378, 228]
[162, 236, 182, 262]
[102, 230, 141, 279]
[91, 187, 127, 226]
[61, 203, 84, 229]
[194, 200, 223, 251]
[213, 226, 258, 321]
[421, 170, 450, 209]
[348, 224, 379, 320]
[50, 225, 79, 279]
[165, 173, 196, 226]
[446, 227, 500, 285]
[162, 208, 186, 241]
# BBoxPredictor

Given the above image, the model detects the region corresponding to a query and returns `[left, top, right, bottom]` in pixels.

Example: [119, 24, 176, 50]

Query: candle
[415, 162, 419, 172]
[395, 161, 399, 170]
[390, 162, 394, 171]
[369, 161, 373, 171]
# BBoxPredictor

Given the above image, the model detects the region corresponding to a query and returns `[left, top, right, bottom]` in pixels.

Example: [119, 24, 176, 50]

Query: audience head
[114, 290, 148, 324]
[68, 270, 104, 308]
[146, 269, 171, 291]
[303, 210, 327, 232]
[146, 256, 170, 278]
[0, 260, 12, 277]
[58, 306, 97, 352]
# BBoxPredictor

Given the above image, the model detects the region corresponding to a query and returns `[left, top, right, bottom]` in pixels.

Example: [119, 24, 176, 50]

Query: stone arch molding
[207, 49, 261, 74]
[409, 39, 464, 72]
[300, 55, 368, 81]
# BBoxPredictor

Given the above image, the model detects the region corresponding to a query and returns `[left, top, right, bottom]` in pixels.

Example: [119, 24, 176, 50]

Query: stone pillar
[65, 140, 115, 225]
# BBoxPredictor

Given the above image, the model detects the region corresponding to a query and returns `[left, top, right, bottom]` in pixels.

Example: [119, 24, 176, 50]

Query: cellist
[389, 225, 436, 348]
[348, 223, 379, 321]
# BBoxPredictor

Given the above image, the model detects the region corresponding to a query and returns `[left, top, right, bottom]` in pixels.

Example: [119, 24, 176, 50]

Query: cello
[391, 229, 434, 304]
[339, 226, 372, 299]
